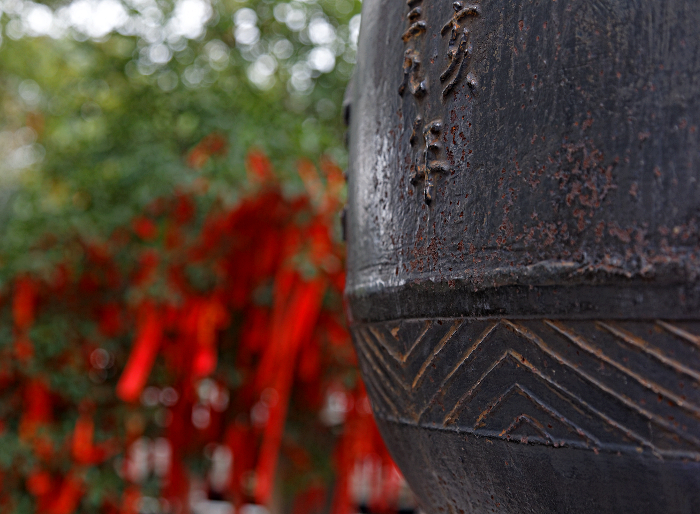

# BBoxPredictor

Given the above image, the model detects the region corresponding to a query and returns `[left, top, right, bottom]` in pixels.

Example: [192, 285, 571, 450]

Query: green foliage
[0, 0, 358, 282]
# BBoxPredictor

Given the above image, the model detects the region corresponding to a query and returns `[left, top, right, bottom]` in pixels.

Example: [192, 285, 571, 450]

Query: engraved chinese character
[399, 0, 478, 204]
[402, 4, 426, 42]
[410, 120, 450, 204]
[440, 1, 479, 96]
[398, 49, 427, 98]
[398, 0, 427, 98]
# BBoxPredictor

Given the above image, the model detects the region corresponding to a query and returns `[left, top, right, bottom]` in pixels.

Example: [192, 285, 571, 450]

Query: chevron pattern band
[351, 318, 700, 459]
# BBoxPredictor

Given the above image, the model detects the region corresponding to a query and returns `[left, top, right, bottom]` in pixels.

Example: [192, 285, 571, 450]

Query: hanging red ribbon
[192, 296, 230, 378]
[13, 277, 37, 331]
[253, 275, 327, 505]
[116, 303, 163, 402]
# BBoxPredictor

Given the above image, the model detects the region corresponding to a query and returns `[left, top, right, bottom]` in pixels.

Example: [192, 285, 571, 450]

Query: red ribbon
[116, 303, 162, 402]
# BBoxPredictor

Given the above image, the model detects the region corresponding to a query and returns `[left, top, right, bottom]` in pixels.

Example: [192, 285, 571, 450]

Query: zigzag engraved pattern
[350, 319, 700, 458]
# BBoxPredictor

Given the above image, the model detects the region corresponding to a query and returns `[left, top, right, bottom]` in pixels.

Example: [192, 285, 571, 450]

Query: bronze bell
[344, 0, 700, 512]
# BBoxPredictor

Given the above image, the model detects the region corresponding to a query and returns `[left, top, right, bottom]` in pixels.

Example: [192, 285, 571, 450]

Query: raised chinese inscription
[440, 2, 479, 96]
[399, 0, 480, 204]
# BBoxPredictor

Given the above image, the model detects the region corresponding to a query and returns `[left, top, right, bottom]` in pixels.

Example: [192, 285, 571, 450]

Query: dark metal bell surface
[344, 0, 700, 512]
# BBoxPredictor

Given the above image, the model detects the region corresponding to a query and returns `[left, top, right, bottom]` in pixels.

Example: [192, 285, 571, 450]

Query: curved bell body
[344, 0, 700, 512]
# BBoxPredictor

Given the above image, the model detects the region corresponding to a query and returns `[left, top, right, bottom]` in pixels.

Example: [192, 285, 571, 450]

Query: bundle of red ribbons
[2, 139, 403, 513]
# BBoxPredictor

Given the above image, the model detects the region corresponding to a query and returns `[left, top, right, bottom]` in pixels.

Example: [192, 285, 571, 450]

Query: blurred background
[0, 0, 419, 512]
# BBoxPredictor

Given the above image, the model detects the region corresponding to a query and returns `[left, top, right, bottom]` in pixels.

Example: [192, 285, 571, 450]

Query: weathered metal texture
[344, 0, 700, 512]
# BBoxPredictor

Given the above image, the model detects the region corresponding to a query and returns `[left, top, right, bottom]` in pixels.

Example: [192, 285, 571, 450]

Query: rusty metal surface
[345, 0, 700, 317]
[345, 0, 700, 512]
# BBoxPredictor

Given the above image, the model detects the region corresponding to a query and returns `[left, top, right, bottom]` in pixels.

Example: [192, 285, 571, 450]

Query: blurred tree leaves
[0, 0, 358, 282]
